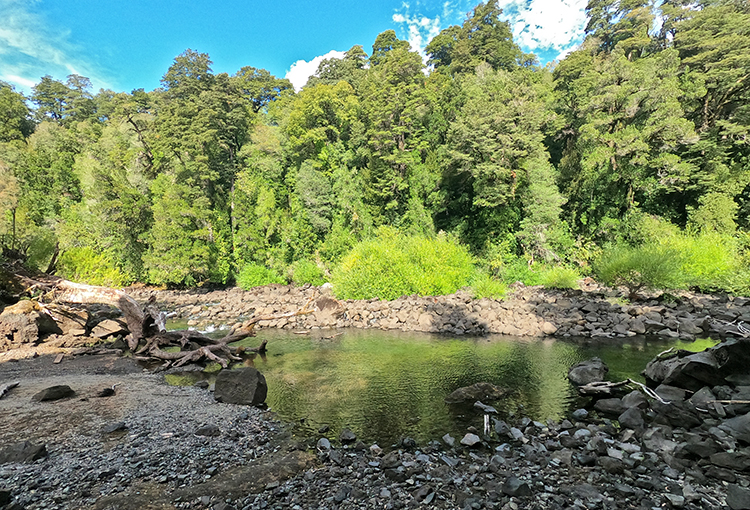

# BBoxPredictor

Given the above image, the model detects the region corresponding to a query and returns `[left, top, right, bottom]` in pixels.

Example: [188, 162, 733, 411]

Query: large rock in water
[644, 338, 750, 390]
[214, 367, 267, 405]
[568, 358, 608, 386]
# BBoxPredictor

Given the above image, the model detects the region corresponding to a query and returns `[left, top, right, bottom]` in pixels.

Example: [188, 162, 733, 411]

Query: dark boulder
[214, 367, 267, 406]
[32, 385, 75, 401]
[727, 484, 750, 510]
[721, 412, 750, 445]
[568, 358, 608, 386]
[0, 441, 47, 464]
[594, 398, 626, 417]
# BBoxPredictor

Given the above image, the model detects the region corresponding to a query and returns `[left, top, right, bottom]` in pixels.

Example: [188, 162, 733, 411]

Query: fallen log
[17, 274, 314, 370]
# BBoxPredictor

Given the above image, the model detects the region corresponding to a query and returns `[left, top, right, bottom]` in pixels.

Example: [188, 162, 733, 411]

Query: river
[163, 325, 717, 446]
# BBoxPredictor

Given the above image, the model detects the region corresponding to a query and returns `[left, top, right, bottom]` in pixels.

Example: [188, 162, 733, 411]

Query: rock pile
[129, 283, 750, 341]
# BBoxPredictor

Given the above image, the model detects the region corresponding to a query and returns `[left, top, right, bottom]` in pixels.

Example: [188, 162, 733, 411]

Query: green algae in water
[167, 329, 719, 446]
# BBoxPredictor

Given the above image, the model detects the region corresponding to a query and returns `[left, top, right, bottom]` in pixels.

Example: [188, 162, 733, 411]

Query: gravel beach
[0, 352, 744, 510]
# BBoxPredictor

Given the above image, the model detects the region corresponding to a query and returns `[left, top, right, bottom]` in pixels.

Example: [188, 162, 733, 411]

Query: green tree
[0, 83, 34, 142]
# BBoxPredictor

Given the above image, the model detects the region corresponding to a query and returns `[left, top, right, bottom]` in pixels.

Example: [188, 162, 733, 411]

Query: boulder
[618, 407, 645, 430]
[594, 398, 626, 417]
[721, 412, 750, 445]
[728, 484, 750, 510]
[32, 385, 75, 402]
[0, 300, 61, 350]
[0, 441, 47, 464]
[214, 367, 267, 406]
[444, 382, 508, 404]
[568, 358, 608, 386]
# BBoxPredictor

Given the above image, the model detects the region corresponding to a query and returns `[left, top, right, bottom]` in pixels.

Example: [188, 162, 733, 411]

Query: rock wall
[129, 284, 750, 340]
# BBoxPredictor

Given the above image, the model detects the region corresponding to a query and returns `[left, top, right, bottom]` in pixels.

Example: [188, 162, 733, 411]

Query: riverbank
[130, 282, 750, 341]
[0, 352, 742, 510]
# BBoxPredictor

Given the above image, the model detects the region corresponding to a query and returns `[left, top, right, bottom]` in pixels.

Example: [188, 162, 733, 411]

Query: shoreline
[130, 283, 750, 341]
[0, 352, 740, 510]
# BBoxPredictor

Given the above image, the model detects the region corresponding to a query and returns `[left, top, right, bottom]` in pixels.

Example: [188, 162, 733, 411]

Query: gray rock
[214, 367, 267, 405]
[654, 384, 687, 402]
[571, 408, 589, 421]
[316, 438, 331, 451]
[473, 401, 497, 414]
[594, 398, 626, 417]
[710, 449, 750, 471]
[32, 385, 75, 401]
[339, 429, 356, 443]
[728, 484, 750, 510]
[460, 433, 481, 447]
[622, 390, 649, 409]
[102, 421, 127, 434]
[721, 412, 750, 445]
[618, 407, 645, 430]
[442, 433, 455, 447]
[502, 476, 531, 497]
[568, 357, 608, 386]
[195, 424, 220, 437]
[0, 441, 47, 464]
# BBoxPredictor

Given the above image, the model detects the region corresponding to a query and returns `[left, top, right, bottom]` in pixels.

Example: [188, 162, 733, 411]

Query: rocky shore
[2, 344, 750, 510]
[2, 284, 750, 509]
[130, 283, 750, 341]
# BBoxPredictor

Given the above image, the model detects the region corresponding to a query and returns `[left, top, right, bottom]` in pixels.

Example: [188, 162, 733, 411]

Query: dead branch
[15, 274, 314, 370]
[0, 381, 19, 399]
[576, 378, 671, 404]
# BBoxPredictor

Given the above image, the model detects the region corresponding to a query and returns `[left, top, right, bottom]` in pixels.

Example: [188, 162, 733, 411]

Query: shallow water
[165, 325, 716, 446]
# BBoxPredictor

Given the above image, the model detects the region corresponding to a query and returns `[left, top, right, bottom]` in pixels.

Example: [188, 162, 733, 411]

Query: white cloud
[0, 74, 36, 89]
[285, 50, 347, 92]
[0, 0, 111, 93]
[497, 0, 588, 54]
[392, 10, 442, 63]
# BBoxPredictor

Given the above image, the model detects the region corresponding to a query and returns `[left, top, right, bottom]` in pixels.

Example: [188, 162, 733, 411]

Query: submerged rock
[444, 382, 507, 404]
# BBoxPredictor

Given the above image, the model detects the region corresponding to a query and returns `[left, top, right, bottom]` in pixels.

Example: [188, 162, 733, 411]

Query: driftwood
[0, 381, 19, 399]
[576, 378, 671, 404]
[17, 274, 314, 370]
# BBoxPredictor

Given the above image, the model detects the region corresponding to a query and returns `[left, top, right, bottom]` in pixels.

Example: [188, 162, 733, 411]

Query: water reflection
[165, 327, 717, 446]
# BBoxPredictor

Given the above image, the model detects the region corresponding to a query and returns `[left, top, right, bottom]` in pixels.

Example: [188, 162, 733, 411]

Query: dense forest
[1, 0, 749, 298]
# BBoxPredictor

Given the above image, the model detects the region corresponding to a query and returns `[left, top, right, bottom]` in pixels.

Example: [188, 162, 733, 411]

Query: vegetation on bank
[1, 0, 749, 300]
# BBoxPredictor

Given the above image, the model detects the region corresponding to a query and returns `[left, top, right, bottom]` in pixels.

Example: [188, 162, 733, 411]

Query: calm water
[165, 325, 716, 446]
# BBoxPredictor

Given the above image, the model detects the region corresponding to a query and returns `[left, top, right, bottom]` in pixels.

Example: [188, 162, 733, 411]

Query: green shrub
[237, 263, 286, 290]
[499, 257, 542, 286]
[593, 244, 683, 299]
[540, 266, 581, 289]
[58, 247, 127, 287]
[291, 259, 327, 286]
[331, 228, 475, 300]
[664, 232, 743, 294]
[470, 272, 507, 299]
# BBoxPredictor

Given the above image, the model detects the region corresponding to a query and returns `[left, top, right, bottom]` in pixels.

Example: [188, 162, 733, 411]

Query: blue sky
[0, 0, 588, 94]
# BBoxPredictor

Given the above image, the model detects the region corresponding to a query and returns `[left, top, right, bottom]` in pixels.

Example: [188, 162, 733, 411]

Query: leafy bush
[499, 257, 542, 286]
[664, 232, 744, 294]
[593, 244, 683, 299]
[237, 263, 286, 290]
[290, 259, 327, 286]
[57, 247, 127, 287]
[540, 266, 581, 289]
[331, 228, 475, 300]
[470, 272, 507, 299]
